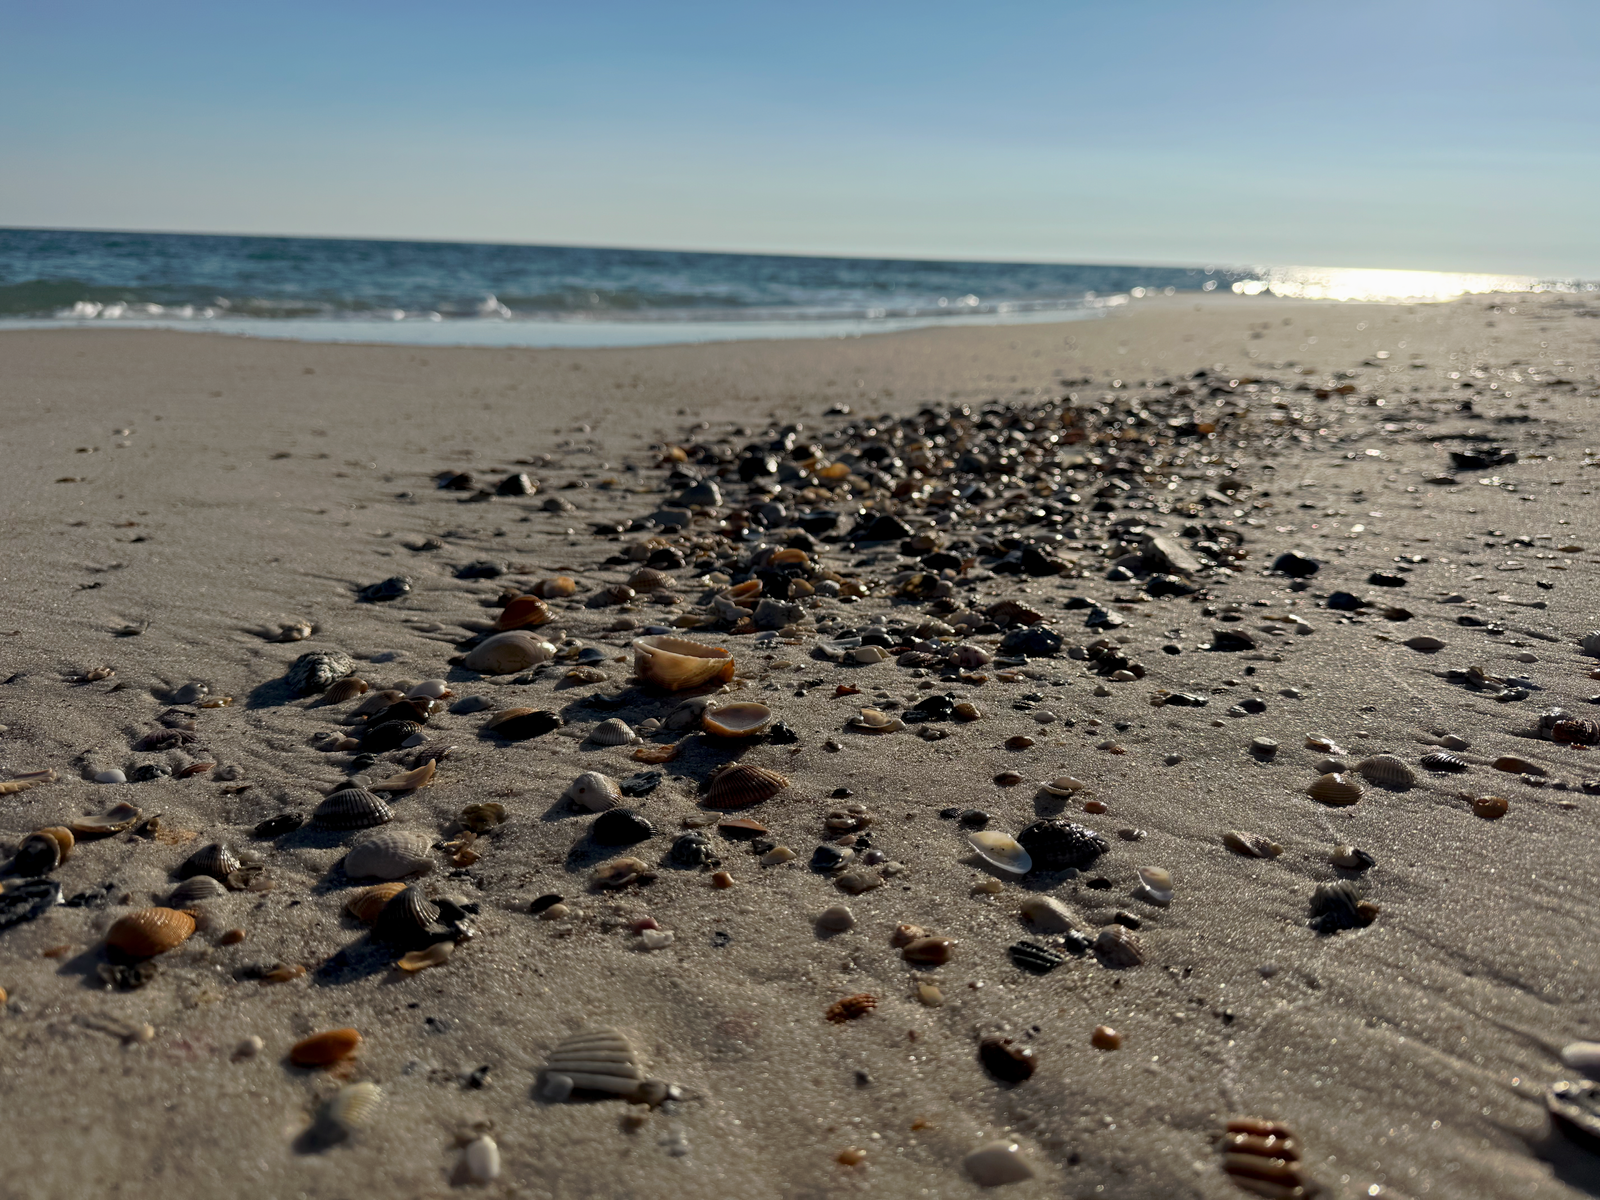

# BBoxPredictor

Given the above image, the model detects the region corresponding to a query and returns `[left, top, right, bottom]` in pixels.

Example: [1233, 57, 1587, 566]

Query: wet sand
[1, 293, 1598, 1199]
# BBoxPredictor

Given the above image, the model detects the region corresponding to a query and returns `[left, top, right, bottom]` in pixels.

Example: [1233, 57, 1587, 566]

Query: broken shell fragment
[967, 831, 1032, 876]
[564, 771, 623, 812]
[705, 763, 789, 808]
[1223, 830, 1282, 858]
[395, 941, 455, 972]
[632, 635, 735, 691]
[847, 708, 904, 733]
[368, 760, 436, 792]
[1135, 866, 1174, 906]
[1473, 794, 1510, 819]
[462, 632, 557, 674]
[483, 707, 562, 740]
[290, 1027, 362, 1067]
[1019, 895, 1081, 933]
[591, 857, 652, 888]
[168, 876, 228, 906]
[1306, 772, 1364, 807]
[105, 908, 196, 958]
[701, 702, 774, 738]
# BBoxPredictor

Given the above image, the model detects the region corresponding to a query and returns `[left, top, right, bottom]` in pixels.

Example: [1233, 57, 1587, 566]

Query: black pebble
[938, 806, 962, 819]
[528, 893, 564, 915]
[1272, 551, 1320, 578]
[0, 880, 61, 931]
[766, 720, 800, 744]
[978, 1036, 1037, 1084]
[833, 787, 855, 799]
[621, 771, 663, 797]
[592, 808, 654, 846]
[1237, 697, 1267, 714]
[811, 845, 851, 871]
[253, 812, 305, 838]
[1368, 572, 1407, 588]
[957, 809, 991, 829]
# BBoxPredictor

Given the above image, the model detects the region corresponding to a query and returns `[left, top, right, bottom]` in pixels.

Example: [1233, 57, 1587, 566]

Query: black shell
[978, 1036, 1037, 1084]
[592, 808, 655, 846]
[253, 812, 305, 838]
[484, 710, 562, 741]
[313, 788, 394, 830]
[360, 720, 424, 752]
[1008, 940, 1068, 974]
[286, 649, 355, 696]
[0, 879, 61, 931]
[1016, 819, 1108, 871]
[1309, 880, 1369, 934]
[372, 884, 443, 948]
[357, 575, 412, 602]
[669, 830, 717, 867]
[1419, 751, 1469, 772]
[179, 841, 242, 880]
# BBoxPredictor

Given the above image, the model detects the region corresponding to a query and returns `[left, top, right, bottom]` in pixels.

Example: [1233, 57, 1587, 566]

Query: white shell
[323, 1082, 383, 1134]
[461, 632, 557, 674]
[815, 904, 856, 932]
[463, 1135, 500, 1183]
[588, 718, 640, 746]
[950, 644, 990, 669]
[1355, 753, 1418, 788]
[1019, 895, 1080, 933]
[406, 679, 451, 699]
[852, 645, 889, 663]
[344, 830, 434, 880]
[94, 769, 127, 785]
[967, 831, 1032, 876]
[544, 1027, 650, 1098]
[963, 1141, 1036, 1187]
[564, 771, 622, 812]
[1562, 1041, 1600, 1074]
[1135, 866, 1173, 906]
[663, 695, 719, 731]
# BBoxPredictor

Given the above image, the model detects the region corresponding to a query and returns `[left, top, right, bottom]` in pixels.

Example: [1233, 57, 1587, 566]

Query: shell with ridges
[1419, 751, 1469, 772]
[368, 761, 436, 792]
[1094, 924, 1146, 967]
[179, 842, 242, 880]
[344, 830, 434, 880]
[321, 1082, 383, 1135]
[313, 787, 394, 829]
[105, 907, 196, 957]
[1017, 819, 1108, 870]
[588, 718, 640, 746]
[1223, 830, 1283, 858]
[168, 876, 228, 906]
[633, 635, 735, 691]
[286, 649, 356, 696]
[320, 677, 370, 705]
[702, 702, 773, 738]
[564, 771, 622, 812]
[371, 884, 442, 947]
[346, 689, 405, 721]
[705, 763, 789, 808]
[462, 631, 557, 674]
[345, 881, 408, 923]
[1354, 754, 1417, 788]
[626, 567, 672, 592]
[543, 1027, 652, 1098]
[496, 595, 552, 631]
[1306, 772, 1364, 807]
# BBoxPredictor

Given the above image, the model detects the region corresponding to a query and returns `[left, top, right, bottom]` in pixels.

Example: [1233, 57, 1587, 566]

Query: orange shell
[496, 595, 552, 631]
[345, 882, 407, 924]
[633, 635, 735, 691]
[37, 827, 75, 860]
[705, 763, 789, 809]
[290, 1027, 363, 1067]
[532, 576, 577, 598]
[105, 907, 196, 957]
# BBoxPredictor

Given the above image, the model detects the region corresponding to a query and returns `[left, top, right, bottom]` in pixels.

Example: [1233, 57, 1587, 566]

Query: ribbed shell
[1017, 819, 1108, 871]
[496, 595, 552, 631]
[314, 787, 395, 829]
[344, 830, 434, 880]
[1419, 751, 1469, 772]
[168, 876, 229, 906]
[105, 907, 196, 957]
[322, 1082, 383, 1134]
[702, 703, 773, 738]
[564, 771, 622, 812]
[544, 1027, 648, 1098]
[179, 842, 242, 880]
[371, 885, 442, 946]
[462, 631, 556, 674]
[705, 763, 789, 808]
[1223, 830, 1283, 858]
[632, 635, 735, 691]
[1008, 940, 1068, 974]
[1094, 925, 1146, 967]
[588, 718, 640, 746]
[1306, 772, 1365, 807]
[321, 677, 370, 704]
[345, 881, 408, 923]
[1354, 754, 1417, 788]
[286, 649, 355, 696]
[359, 720, 424, 753]
[626, 567, 673, 592]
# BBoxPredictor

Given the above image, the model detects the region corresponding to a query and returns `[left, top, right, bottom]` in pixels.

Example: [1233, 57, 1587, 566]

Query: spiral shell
[290, 1027, 362, 1067]
[344, 830, 434, 880]
[701, 702, 773, 738]
[705, 763, 789, 808]
[542, 1027, 653, 1100]
[496, 595, 552, 631]
[1306, 772, 1364, 807]
[588, 718, 640, 746]
[105, 907, 196, 957]
[462, 631, 557, 674]
[168, 876, 228, 906]
[564, 771, 622, 812]
[633, 635, 735, 691]
[179, 842, 242, 880]
[345, 881, 408, 923]
[1094, 924, 1146, 967]
[1354, 754, 1417, 789]
[314, 787, 394, 829]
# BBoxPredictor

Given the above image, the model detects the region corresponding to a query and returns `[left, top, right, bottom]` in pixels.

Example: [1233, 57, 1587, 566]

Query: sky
[3, 1, 1597, 277]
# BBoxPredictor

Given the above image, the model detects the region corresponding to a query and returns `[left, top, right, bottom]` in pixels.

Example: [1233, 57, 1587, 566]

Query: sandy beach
[2, 293, 1598, 1200]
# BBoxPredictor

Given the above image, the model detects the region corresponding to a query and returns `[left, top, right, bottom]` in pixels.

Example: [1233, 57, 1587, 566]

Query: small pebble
[837, 1147, 867, 1167]
[233, 1035, 264, 1060]
[761, 845, 796, 865]
[710, 871, 735, 888]
[1250, 737, 1279, 758]
[1091, 1025, 1122, 1050]
[815, 904, 856, 931]
[641, 928, 675, 950]
[916, 983, 944, 1007]
[539, 903, 570, 921]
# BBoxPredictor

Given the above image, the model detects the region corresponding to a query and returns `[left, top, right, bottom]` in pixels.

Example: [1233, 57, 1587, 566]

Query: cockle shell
[105, 908, 196, 957]
[626, 567, 673, 592]
[967, 831, 1032, 876]
[496, 595, 552, 631]
[633, 635, 735, 691]
[168, 876, 228, 906]
[1419, 751, 1469, 772]
[344, 830, 433, 880]
[320, 677, 370, 705]
[1095, 924, 1146, 967]
[704, 763, 789, 808]
[1223, 830, 1283, 858]
[462, 632, 556, 674]
[371, 885, 442, 947]
[345, 882, 408, 923]
[321, 1082, 383, 1136]
[1354, 754, 1417, 788]
[702, 702, 773, 738]
[542, 1027, 657, 1101]
[314, 787, 394, 829]
[1306, 772, 1364, 806]
[1221, 1118, 1312, 1196]
[179, 842, 242, 880]
[1019, 895, 1082, 934]
[1017, 819, 1108, 870]
[368, 760, 436, 791]
[847, 708, 904, 733]
[290, 1027, 362, 1067]
[1135, 866, 1173, 906]
[565, 771, 623, 812]
[588, 718, 640, 746]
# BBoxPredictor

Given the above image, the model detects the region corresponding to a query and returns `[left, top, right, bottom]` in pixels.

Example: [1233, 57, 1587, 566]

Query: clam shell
[368, 760, 436, 792]
[290, 1027, 362, 1067]
[1017, 819, 1108, 871]
[168, 876, 228, 906]
[588, 718, 640, 746]
[322, 1082, 383, 1135]
[483, 708, 562, 740]
[1419, 751, 1469, 772]
[404, 679, 451, 700]
[70, 802, 143, 837]
[702, 702, 773, 738]
[1135, 866, 1173, 906]
[1223, 830, 1283, 858]
[1039, 776, 1087, 797]
[314, 787, 394, 829]
[344, 830, 434, 880]
[345, 881, 408, 923]
[1306, 772, 1364, 806]
[286, 649, 356, 696]
[105, 907, 196, 957]
[967, 831, 1032, 876]
[320, 677, 370, 705]
[371, 884, 442, 946]
[704, 763, 789, 808]
[496, 595, 552, 631]
[633, 635, 735, 691]
[1019, 895, 1082, 933]
[852, 645, 890, 664]
[564, 771, 623, 812]
[847, 708, 904, 733]
[1354, 754, 1417, 788]
[1094, 924, 1146, 967]
[663, 695, 719, 731]
[1492, 755, 1545, 776]
[462, 631, 557, 674]
[1331, 845, 1376, 870]
[544, 1027, 650, 1099]
[179, 841, 242, 880]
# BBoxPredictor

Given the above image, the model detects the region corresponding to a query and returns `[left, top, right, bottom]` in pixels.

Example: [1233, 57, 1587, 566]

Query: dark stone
[1207, 630, 1257, 651]
[1017, 819, 1109, 870]
[0, 879, 60, 932]
[620, 771, 663, 797]
[1084, 607, 1125, 631]
[978, 1036, 1038, 1083]
[496, 472, 535, 496]
[1272, 551, 1320, 578]
[908, 693, 955, 722]
[357, 575, 412, 602]
[592, 808, 654, 846]
[253, 813, 305, 838]
[1237, 697, 1267, 714]
[1327, 591, 1366, 610]
[483, 709, 562, 740]
[646, 546, 687, 570]
[849, 513, 913, 543]
[528, 893, 564, 915]
[1105, 566, 1135, 583]
[921, 551, 963, 572]
[436, 471, 474, 490]
[811, 845, 851, 871]
[938, 806, 962, 819]
[1143, 573, 1197, 598]
[833, 787, 856, 799]
[1450, 447, 1517, 470]
[455, 560, 503, 579]
[1161, 692, 1209, 707]
[1368, 572, 1407, 588]
[957, 809, 991, 829]
[766, 720, 800, 744]
[1020, 546, 1064, 576]
[1000, 626, 1063, 657]
[350, 753, 380, 772]
[794, 509, 840, 535]
[1112, 910, 1142, 929]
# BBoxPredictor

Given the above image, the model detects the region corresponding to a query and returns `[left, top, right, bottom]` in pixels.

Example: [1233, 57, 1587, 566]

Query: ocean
[0, 228, 1569, 349]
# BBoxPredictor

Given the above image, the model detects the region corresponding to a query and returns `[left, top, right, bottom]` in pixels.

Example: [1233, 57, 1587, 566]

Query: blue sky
[3, 1, 1596, 276]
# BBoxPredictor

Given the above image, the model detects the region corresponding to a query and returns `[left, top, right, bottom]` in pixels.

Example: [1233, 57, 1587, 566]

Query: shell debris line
[3, 295, 1598, 1197]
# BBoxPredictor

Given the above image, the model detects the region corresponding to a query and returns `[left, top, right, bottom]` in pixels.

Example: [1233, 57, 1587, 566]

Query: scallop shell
[345, 882, 407, 924]
[371, 884, 442, 947]
[1017, 819, 1108, 870]
[588, 718, 640, 746]
[1019, 895, 1082, 934]
[702, 702, 773, 738]
[1354, 754, 1417, 788]
[1094, 924, 1146, 967]
[321, 1081, 383, 1135]
[1039, 776, 1087, 797]
[461, 631, 557, 674]
[320, 677, 370, 705]
[286, 649, 356, 696]
[633, 635, 735, 691]
[1306, 772, 1364, 807]
[967, 831, 1032, 875]
[344, 830, 434, 880]
[105, 907, 196, 957]
[168, 876, 228, 906]
[1419, 751, 1469, 772]
[179, 841, 242, 880]
[626, 567, 673, 592]
[496, 595, 552, 631]
[313, 787, 395, 830]
[1135, 865, 1174, 906]
[704, 763, 789, 808]
[847, 708, 904, 733]
[1223, 830, 1283, 858]
[368, 760, 436, 792]
[543, 1027, 652, 1099]
[564, 771, 623, 812]
[290, 1027, 362, 1067]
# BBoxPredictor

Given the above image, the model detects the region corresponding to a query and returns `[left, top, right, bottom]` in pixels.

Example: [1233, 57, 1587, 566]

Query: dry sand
[1, 294, 1598, 1199]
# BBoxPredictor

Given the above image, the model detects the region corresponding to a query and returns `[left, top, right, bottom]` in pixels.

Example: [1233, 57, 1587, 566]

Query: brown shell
[1492, 755, 1545, 776]
[632, 635, 735, 691]
[461, 631, 556, 674]
[1473, 794, 1510, 819]
[367, 760, 437, 792]
[531, 576, 577, 598]
[179, 842, 242, 880]
[289, 1027, 362, 1067]
[496, 594, 552, 631]
[705, 763, 790, 809]
[1354, 754, 1417, 788]
[37, 827, 75, 860]
[701, 702, 773, 738]
[105, 908, 196, 957]
[345, 882, 408, 924]
[321, 677, 370, 704]
[626, 567, 673, 592]
[1094, 925, 1146, 967]
[1305, 772, 1364, 807]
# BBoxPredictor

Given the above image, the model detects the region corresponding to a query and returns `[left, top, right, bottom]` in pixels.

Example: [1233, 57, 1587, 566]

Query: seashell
[496, 594, 552, 631]
[371, 885, 443, 947]
[705, 763, 789, 808]
[1008, 940, 1069, 974]
[462, 1135, 500, 1183]
[1306, 772, 1364, 807]
[952, 702, 983, 721]
[179, 841, 242, 880]
[967, 831, 1032, 875]
[963, 1141, 1036, 1188]
[565, 771, 623, 812]
[0, 776, 52, 796]
[815, 904, 856, 932]
[825, 994, 877, 1023]
[1331, 845, 1376, 870]
[368, 760, 436, 792]
[1403, 635, 1447, 652]
[344, 830, 434, 880]
[1017, 819, 1108, 871]
[1135, 866, 1173, 906]
[662, 695, 718, 732]
[532, 576, 577, 599]
[1019, 895, 1082, 934]
[1580, 630, 1600, 657]
[286, 649, 356, 696]
[978, 1036, 1036, 1083]
[483, 708, 562, 740]
[405, 679, 452, 700]
[1223, 830, 1283, 858]
[1354, 754, 1417, 788]
[1473, 794, 1509, 819]
[901, 936, 953, 965]
[1309, 879, 1377, 932]
[592, 808, 654, 846]
[345, 881, 407, 923]
[320, 677, 370, 705]
[847, 708, 904, 733]
[951, 644, 990, 669]
[93, 769, 127, 785]
[290, 1027, 362, 1067]
[462, 631, 557, 674]
[1548, 1079, 1600, 1148]
[105, 907, 196, 957]
[0, 878, 61, 931]
[314, 787, 394, 829]
[1039, 776, 1087, 797]
[1553, 718, 1600, 747]
[347, 689, 405, 720]
[1419, 751, 1469, 772]
[588, 718, 640, 746]
[702, 702, 773, 738]
[1092, 1025, 1123, 1050]
[1221, 1118, 1313, 1195]
[1492, 755, 1544, 776]
[834, 868, 883, 894]
[591, 857, 652, 887]
[321, 1081, 383, 1137]
[1561, 1041, 1600, 1075]
[1095, 924, 1146, 967]
[13, 832, 63, 876]
[360, 719, 424, 752]
[633, 635, 735, 691]
[852, 645, 890, 664]
[626, 567, 673, 592]
[543, 1027, 654, 1100]
[168, 876, 228, 906]
[1304, 734, 1346, 755]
